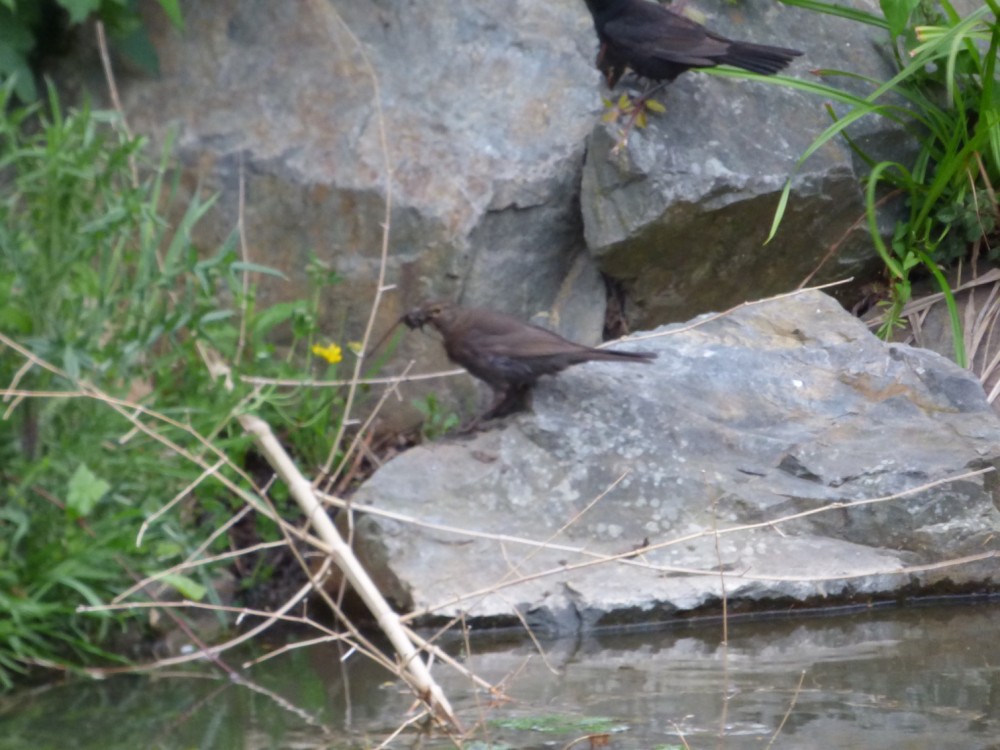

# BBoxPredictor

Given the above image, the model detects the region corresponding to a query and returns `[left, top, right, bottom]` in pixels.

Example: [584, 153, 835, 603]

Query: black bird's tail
[721, 42, 802, 76]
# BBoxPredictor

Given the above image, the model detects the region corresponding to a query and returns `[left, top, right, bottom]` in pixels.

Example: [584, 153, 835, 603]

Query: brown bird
[405, 300, 657, 426]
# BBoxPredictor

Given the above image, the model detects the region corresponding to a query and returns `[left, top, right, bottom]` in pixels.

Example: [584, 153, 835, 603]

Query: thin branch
[117, 509, 271, 604]
[241, 413, 460, 728]
[79, 577, 336, 673]
[235, 157, 251, 366]
[309, 0, 398, 484]
[711, 494, 729, 645]
[136, 459, 226, 547]
[240, 367, 465, 388]
[766, 670, 808, 750]
[95, 21, 138, 185]
[797, 191, 900, 290]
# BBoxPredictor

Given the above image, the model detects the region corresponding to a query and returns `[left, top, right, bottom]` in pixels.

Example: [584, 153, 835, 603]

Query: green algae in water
[490, 715, 627, 734]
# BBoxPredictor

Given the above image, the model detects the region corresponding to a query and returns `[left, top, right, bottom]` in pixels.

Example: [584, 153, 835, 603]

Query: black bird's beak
[363, 313, 410, 364]
[402, 309, 427, 330]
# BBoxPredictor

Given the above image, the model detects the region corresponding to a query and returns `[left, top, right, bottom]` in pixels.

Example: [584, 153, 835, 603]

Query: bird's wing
[473, 326, 589, 360]
[603, 9, 730, 63]
[441, 326, 556, 387]
[602, 5, 700, 43]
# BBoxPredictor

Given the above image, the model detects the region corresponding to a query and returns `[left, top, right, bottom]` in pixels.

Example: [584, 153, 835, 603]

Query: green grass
[771, 0, 1000, 364]
[491, 714, 628, 734]
[0, 81, 361, 688]
[0, 0, 183, 102]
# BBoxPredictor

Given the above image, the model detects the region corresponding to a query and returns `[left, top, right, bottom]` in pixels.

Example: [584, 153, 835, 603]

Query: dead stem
[308, 0, 398, 487]
[765, 670, 808, 749]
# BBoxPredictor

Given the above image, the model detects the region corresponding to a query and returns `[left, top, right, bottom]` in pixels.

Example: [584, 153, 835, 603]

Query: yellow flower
[311, 342, 343, 364]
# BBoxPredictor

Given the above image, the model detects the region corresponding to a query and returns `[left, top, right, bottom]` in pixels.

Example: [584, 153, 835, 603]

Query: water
[2, 602, 997, 749]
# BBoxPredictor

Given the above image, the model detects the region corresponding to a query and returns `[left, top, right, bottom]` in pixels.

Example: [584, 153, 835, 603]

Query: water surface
[2, 602, 997, 749]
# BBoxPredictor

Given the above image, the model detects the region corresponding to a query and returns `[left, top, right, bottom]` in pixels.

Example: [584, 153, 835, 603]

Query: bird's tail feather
[723, 42, 802, 76]
[592, 348, 657, 363]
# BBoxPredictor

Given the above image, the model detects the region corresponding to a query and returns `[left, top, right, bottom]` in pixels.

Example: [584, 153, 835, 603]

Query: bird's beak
[402, 309, 427, 330]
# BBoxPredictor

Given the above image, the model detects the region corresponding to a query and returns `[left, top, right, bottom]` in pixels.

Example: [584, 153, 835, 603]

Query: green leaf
[112, 26, 161, 76]
[0, 51, 37, 102]
[879, 0, 920, 39]
[56, 0, 102, 25]
[67, 464, 111, 518]
[0, 303, 32, 334]
[915, 248, 966, 367]
[199, 309, 236, 324]
[778, 0, 888, 28]
[765, 181, 792, 244]
[0, 10, 34, 52]
[231, 261, 288, 279]
[252, 300, 304, 336]
[54, 576, 105, 607]
[63, 345, 80, 381]
[160, 574, 207, 601]
[153, 541, 184, 559]
[80, 206, 128, 234]
[156, 0, 183, 28]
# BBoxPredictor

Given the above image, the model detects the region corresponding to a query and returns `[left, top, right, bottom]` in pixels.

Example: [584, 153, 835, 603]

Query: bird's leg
[635, 79, 670, 110]
[457, 414, 485, 434]
[480, 390, 509, 422]
[457, 388, 509, 433]
[597, 42, 626, 89]
[458, 385, 531, 432]
[487, 384, 531, 420]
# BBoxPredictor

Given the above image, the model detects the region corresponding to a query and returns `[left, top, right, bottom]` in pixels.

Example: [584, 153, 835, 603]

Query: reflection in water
[1, 603, 998, 749]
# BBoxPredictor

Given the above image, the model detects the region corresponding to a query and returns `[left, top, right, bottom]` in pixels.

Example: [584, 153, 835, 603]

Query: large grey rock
[68, 4, 890, 324]
[864, 270, 1000, 417]
[60, 0, 607, 419]
[581, 0, 902, 328]
[352, 290, 1000, 634]
[55, 1, 977, 424]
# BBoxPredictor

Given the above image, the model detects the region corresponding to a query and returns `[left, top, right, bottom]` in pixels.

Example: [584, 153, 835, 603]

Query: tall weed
[773, 0, 999, 364]
[0, 82, 352, 688]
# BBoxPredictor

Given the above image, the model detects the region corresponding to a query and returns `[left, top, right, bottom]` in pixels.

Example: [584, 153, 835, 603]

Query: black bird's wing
[433, 306, 654, 393]
[443, 315, 592, 388]
[602, 7, 730, 70]
[595, 0, 801, 81]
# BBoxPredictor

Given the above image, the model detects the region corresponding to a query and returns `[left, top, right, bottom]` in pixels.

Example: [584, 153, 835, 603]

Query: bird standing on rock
[404, 301, 657, 428]
[583, 0, 802, 88]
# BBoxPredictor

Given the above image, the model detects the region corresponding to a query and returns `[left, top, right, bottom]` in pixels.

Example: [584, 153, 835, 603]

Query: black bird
[405, 301, 656, 426]
[584, 0, 802, 90]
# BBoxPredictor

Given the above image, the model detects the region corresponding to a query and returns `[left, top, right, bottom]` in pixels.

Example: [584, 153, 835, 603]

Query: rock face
[57, 0, 926, 418]
[581, 0, 899, 328]
[89, 0, 602, 336]
[352, 291, 1000, 634]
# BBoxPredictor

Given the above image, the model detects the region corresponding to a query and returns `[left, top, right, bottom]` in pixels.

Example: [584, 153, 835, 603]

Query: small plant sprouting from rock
[413, 393, 461, 440]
